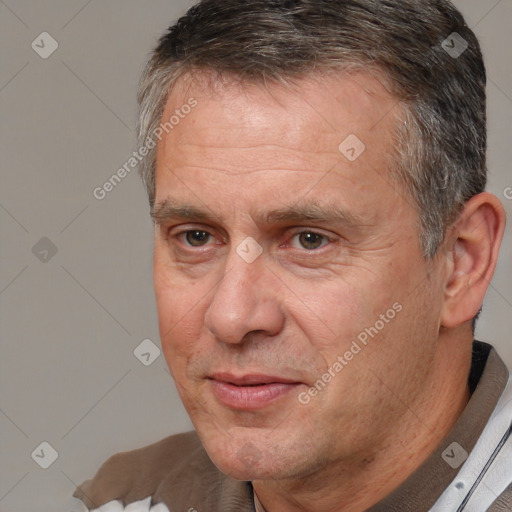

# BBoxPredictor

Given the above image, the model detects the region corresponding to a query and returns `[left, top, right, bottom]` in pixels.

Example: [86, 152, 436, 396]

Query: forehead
[161, 69, 401, 154]
[154, 70, 407, 222]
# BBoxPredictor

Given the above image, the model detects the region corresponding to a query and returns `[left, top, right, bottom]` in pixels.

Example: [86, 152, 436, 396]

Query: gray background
[0, 1, 510, 510]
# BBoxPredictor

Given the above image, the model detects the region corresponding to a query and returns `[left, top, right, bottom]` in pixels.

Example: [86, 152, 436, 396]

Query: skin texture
[152, 71, 506, 512]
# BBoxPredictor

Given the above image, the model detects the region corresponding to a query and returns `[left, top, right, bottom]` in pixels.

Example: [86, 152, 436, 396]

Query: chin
[196, 426, 287, 481]
[211, 452, 280, 481]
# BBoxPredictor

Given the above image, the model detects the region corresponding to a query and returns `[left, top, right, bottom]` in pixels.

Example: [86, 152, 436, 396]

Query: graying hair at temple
[136, 0, 487, 259]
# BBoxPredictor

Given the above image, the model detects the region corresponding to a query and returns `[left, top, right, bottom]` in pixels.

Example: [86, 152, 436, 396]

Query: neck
[253, 335, 473, 512]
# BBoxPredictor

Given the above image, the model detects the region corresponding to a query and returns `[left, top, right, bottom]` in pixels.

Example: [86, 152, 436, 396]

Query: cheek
[288, 263, 423, 385]
[284, 275, 388, 359]
[154, 270, 208, 371]
[154, 243, 204, 327]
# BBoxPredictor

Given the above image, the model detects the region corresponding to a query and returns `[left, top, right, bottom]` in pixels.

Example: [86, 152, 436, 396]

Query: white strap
[430, 374, 512, 511]
[87, 497, 170, 512]
[125, 497, 153, 511]
[89, 500, 124, 512]
[464, 433, 512, 511]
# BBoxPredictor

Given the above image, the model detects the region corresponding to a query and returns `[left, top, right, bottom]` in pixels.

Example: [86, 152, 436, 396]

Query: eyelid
[168, 223, 211, 236]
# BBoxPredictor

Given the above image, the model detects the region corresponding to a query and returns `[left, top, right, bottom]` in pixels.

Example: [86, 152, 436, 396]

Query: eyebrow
[151, 199, 365, 228]
[151, 200, 218, 224]
[260, 203, 363, 227]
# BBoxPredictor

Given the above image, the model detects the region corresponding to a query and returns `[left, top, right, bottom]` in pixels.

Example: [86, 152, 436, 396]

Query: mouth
[208, 373, 303, 410]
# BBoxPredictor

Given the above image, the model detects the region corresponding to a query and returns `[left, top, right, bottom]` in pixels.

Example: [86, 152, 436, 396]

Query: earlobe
[440, 193, 506, 329]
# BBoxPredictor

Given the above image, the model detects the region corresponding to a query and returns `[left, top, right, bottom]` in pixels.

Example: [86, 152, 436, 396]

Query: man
[73, 0, 511, 510]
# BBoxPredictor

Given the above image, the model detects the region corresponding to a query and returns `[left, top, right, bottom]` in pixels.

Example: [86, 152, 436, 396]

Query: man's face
[153, 72, 446, 481]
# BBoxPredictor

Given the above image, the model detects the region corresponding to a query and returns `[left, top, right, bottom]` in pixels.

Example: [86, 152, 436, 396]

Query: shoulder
[73, 431, 252, 511]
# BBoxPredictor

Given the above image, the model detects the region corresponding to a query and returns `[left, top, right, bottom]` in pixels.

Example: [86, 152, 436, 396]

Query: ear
[440, 192, 506, 329]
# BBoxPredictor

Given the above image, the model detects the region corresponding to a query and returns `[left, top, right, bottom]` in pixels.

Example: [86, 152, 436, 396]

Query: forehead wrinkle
[171, 139, 341, 164]
[161, 165, 331, 179]
[162, 142, 342, 177]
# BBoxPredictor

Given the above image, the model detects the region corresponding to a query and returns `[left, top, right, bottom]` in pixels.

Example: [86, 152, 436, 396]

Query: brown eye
[185, 230, 211, 247]
[294, 232, 327, 250]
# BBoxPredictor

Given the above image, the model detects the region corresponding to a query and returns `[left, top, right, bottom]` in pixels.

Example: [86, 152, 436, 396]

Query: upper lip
[209, 372, 302, 386]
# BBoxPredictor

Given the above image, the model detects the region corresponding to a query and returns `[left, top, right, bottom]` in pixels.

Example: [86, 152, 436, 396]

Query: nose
[204, 249, 285, 344]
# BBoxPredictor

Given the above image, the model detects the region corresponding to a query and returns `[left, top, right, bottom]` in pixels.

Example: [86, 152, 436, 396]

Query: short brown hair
[137, 0, 487, 257]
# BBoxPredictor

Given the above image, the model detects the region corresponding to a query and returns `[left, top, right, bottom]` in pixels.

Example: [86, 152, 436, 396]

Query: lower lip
[210, 380, 300, 410]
